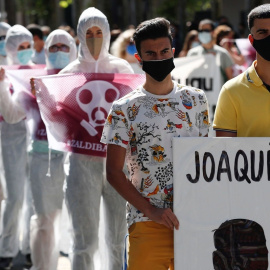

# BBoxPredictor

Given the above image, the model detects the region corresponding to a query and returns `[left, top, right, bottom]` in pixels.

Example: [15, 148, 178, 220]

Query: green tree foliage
[156, 0, 212, 22]
[16, 0, 50, 23]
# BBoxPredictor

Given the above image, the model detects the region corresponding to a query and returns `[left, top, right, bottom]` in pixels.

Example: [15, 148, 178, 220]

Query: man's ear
[248, 34, 254, 46]
[135, 53, 142, 64]
[172, 48, 175, 55]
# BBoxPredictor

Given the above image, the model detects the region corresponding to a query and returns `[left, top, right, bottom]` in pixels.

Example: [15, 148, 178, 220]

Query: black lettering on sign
[217, 151, 232, 182]
[250, 150, 264, 182]
[186, 151, 200, 183]
[202, 78, 213, 91]
[202, 152, 215, 182]
[190, 78, 201, 89]
[234, 150, 251, 184]
[186, 149, 269, 184]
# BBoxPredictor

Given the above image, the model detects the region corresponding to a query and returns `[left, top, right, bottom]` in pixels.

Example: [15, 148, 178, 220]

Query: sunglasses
[49, 44, 70, 53]
[198, 29, 212, 33]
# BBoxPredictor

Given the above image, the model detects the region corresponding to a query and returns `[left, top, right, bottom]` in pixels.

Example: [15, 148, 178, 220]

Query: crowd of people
[0, 2, 266, 270]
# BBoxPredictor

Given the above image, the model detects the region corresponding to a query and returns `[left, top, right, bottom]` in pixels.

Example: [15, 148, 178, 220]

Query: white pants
[65, 153, 127, 270]
[0, 121, 30, 257]
[29, 151, 65, 270]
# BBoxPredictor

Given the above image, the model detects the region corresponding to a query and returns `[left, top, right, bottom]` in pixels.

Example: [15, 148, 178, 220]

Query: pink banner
[34, 73, 145, 157]
[4, 64, 46, 70]
[5, 68, 59, 140]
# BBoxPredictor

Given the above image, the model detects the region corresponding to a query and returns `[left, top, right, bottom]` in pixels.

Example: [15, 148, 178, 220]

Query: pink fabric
[34, 73, 145, 156]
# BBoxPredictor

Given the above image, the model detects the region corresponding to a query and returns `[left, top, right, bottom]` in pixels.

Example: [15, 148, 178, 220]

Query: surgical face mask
[252, 34, 270, 61]
[198, 31, 212, 44]
[142, 57, 175, 82]
[48, 51, 70, 69]
[126, 44, 137, 55]
[86, 37, 103, 59]
[191, 41, 200, 48]
[17, 49, 33, 65]
[0, 40, 6, 56]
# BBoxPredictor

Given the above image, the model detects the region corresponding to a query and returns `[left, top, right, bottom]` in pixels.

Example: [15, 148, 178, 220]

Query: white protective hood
[0, 22, 11, 37]
[60, 7, 133, 74]
[5, 24, 33, 65]
[77, 7, 110, 62]
[44, 29, 77, 70]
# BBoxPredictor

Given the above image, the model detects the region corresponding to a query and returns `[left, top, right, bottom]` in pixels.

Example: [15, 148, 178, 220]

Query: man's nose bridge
[156, 53, 164, 60]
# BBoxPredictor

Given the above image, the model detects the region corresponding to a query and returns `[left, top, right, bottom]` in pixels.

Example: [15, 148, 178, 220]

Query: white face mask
[191, 41, 200, 48]
[17, 49, 33, 65]
[86, 38, 103, 59]
[48, 51, 70, 69]
[198, 32, 212, 44]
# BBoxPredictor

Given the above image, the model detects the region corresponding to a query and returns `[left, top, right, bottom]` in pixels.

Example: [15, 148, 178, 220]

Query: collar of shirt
[246, 60, 263, 87]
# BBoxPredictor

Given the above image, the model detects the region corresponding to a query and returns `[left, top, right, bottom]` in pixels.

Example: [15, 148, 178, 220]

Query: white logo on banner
[76, 80, 120, 136]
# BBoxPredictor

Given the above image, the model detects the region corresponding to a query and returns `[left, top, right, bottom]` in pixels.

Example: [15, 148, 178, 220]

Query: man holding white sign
[102, 17, 210, 269]
[214, 4, 270, 137]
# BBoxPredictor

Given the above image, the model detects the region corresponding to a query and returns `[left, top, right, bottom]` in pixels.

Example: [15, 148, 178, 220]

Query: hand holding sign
[146, 207, 180, 230]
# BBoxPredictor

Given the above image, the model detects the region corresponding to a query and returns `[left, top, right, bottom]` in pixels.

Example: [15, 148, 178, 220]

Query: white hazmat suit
[29, 29, 77, 270]
[60, 7, 133, 270]
[0, 28, 77, 270]
[0, 25, 33, 266]
[0, 22, 11, 65]
[0, 21, 11, 232]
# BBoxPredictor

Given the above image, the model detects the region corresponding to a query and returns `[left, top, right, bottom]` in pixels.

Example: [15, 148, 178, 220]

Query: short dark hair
[248, 4, 270, 31]
[132, 17, 173, 56]
[199, 19, 215, 31]
[27, 24, 43, 40]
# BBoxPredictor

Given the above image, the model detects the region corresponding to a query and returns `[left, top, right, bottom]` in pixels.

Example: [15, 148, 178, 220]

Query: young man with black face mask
[213, 4, 270, 137]
[101, 17, 210, 269]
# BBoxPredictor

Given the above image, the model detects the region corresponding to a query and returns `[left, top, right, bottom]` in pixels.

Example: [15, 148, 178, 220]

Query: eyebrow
[256, 28, 268, 33]
[144, 47, 170, 53]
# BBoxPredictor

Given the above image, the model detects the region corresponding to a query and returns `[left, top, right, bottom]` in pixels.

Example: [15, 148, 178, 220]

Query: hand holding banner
[5, 67, 58, 141]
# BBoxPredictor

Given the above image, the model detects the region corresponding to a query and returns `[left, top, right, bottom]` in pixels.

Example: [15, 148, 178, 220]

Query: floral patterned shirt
[101, 81, 209, 228]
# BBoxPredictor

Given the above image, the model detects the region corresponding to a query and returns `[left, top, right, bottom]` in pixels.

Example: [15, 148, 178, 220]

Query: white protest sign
[173, 137, 270, 270]
[172, 55, 222, 130]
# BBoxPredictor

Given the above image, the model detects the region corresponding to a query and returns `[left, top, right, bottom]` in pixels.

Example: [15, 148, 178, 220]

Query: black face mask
[142, 57, 175, 82]
[252, 34, 270, 61]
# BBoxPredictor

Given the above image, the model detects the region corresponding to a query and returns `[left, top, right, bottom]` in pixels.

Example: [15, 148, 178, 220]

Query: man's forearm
[107, 169, 155, 217]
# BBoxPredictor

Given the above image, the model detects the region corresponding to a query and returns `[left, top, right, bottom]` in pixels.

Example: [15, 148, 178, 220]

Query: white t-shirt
[101, 81, 209, 227]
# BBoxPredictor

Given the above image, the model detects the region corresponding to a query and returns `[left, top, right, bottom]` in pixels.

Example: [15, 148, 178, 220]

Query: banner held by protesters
[34, 73, 145, 157]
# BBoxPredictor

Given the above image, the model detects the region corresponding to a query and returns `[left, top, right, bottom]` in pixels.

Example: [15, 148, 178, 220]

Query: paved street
[11, 252, 71, 270]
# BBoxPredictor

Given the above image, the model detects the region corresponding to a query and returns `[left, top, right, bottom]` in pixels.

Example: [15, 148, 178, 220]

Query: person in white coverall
[0, 21, 11, 228]
[60, 7, 134, 270]
[0, 24, 34, 270]
[0, 22, 11, 65]
[0, 29, 77, 270]
[29, 29, 77, 270]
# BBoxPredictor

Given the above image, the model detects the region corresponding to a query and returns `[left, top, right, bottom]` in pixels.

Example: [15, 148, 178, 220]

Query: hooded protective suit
[44, 29, 77, 70]
[0, 22, 11, 65]
[60, 7, 133, 270]
[28, 29, 76, 270]
[0, 25, 33, 262]
[5, 25, 34, 65]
